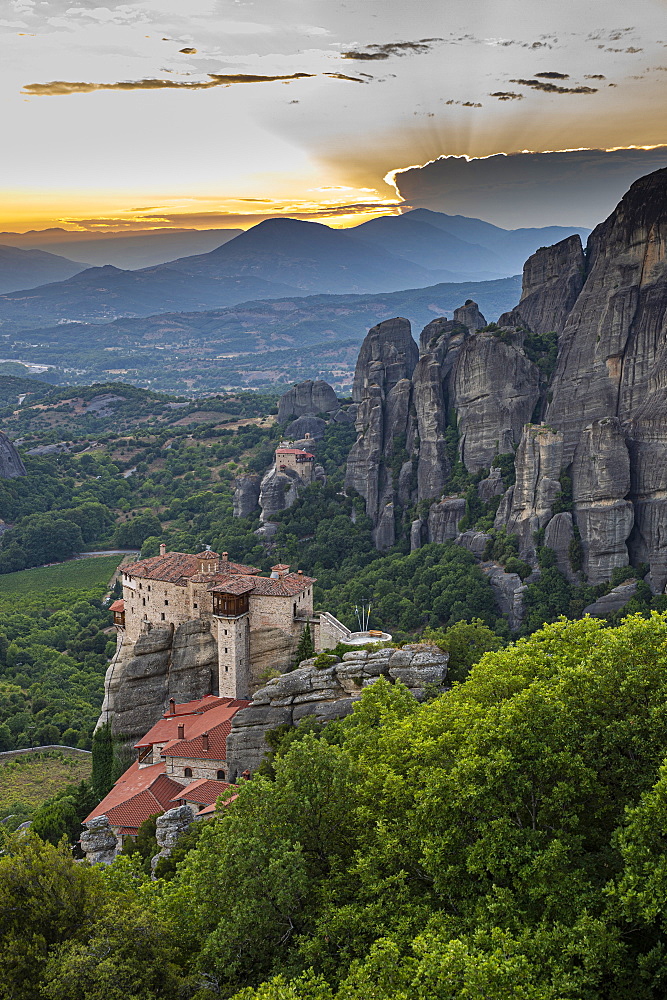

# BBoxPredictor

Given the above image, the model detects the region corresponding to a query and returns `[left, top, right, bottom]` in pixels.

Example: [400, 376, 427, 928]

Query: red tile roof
[83, 761, 185, 833]
[197, 794, 238, 817]
[170, 778, 233, 806]
[208, 577, 256, 595]
[276, 448, 315, 457]
[124, 551, 260, 583]
[244, 573, 316, 597]
[136, 696, 247, 747]
[163, 719, 232, 761]
[110, 599, 125, 612]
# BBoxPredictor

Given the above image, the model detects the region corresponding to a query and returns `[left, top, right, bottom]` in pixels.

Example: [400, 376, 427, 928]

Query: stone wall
[164, 754, 227, 783]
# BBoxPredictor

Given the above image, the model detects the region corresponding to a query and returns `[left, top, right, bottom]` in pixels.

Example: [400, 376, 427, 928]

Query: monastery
[110, 544, 349, 701]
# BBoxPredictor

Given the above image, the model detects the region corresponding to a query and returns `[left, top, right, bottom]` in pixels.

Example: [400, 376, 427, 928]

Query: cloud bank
[390, 147, 667, 228]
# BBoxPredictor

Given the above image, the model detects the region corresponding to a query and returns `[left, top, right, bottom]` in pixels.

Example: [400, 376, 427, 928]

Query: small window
[161, 613, 165, 621]
[293, 602, 297, 616]
[224, 628, 228, 636]
[224, 647, 228, 654]
[225, 664, 228, 672]
[184, 767, 192, 778]
[142, 597, 145, 606]
[193, 603, 198, 609]
[217, 770, 225, 781]
[164, 599, 169, 606]
[139, 583, 142, 589]
[148, 585, 151, 592]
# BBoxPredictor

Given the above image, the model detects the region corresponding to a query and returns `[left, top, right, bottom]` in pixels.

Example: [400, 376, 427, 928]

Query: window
[161, 613, 165, 621]
[142, 597, 145, 606]
[193, 603, 198, 609]
[224, 628, 228, 636]
[139, 583, 142, 589]
[293, 602, 297, 616]
[224, 647, 228, 654]
[225, 664, 229, 672]
[164, 599, 169, 606]
[184, 767, 192, 777]
[217, 770, 225, 780]
[148, 585, 151, 592]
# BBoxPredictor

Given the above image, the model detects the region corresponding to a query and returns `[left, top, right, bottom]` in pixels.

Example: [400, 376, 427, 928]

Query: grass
[0, 751, 92, 816]
[0, 555, 123, 597]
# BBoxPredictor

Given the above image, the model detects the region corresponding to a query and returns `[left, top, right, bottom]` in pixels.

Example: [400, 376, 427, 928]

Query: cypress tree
[294, 622, 315, 666]
[91, 722, 115, 799]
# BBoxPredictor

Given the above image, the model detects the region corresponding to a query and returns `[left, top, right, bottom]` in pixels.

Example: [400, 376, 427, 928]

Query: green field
[0, 751, 92, 818]
[0, 555, 123, 597]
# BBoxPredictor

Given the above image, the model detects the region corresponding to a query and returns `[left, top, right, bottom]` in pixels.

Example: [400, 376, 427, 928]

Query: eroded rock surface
[278, 379, 339, 422]
[80, 815, 118, 864]
[0, 432, 26, 479]
[151, 805, 194, 874]
[226, 644, 449, 776]
[233, 474, 261, 518]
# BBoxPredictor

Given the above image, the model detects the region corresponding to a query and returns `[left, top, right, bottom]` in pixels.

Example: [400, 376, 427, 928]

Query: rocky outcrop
[454, 299, 487, 332]
[427, 497, 466, 543]
[233, 474, 261, 518]
[583, 580, 639, 617]
[226, 644, 449, 776]
[543, 512, 579, 583]
[101, 621, 218, 744]
[277, 379, 339, 422]
[511, 235, 586, 335]
[0, 432, 26, 479]
[571, 418, 633, 584]
[346, 318, 419, 548]
[477, 467, 505, 502]
[285, 414, 327, 440]
[151, 805, 194, 874]
[482, 563, 526, 630]
[496, 425, 563, 562]
[80, 815, 118, 864]
[259, 466, 301, 522]
[452, 334, 541, 472]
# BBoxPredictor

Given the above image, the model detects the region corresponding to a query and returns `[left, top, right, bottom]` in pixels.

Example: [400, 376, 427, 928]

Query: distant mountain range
[0, 245, 87, 294]
[0, 212, 588, 327]
[0, 227, 243, 270]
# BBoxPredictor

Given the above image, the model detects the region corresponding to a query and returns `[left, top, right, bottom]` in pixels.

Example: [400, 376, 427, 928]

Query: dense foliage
[7, 614, 667, 997]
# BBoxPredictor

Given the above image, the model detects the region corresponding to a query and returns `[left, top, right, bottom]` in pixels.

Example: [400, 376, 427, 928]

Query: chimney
[297, 569, 303, 575]
[160, 543, 166, 556]
[202, 732, 209, 751]
[177, 723, 185, 740]
[169, 698, 175, 714]
[222, 552, 228, 562]
[271, 564, 290, 579]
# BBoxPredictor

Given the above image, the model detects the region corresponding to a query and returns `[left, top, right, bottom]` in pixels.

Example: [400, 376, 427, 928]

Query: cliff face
[0, 432, 26, 479]
[345, 167, 667, 596]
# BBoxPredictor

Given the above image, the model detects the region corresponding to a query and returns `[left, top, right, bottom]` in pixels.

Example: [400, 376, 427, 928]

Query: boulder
[583, 580, 638, 618]
[453, 299, 487, 332]
[151, 805, 194, 874]
[80, 815, 118, 865]
[278, 380, 339, 422]
[285, 414, 327, 440]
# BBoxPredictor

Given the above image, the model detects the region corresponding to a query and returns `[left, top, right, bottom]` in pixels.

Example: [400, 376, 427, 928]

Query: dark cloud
[490, 91, 524, 100]
[535, 71, 569, 79]
[324, 72, 367, 83]
[444, 99, 482, 107]
[510, 78, 598, 94]
[585, 74, 606, 79]
[65, 202, 402, 229]
[341, 38, 442, 61]
[390, 147, 667, 228]
[22, 73, 316, 95]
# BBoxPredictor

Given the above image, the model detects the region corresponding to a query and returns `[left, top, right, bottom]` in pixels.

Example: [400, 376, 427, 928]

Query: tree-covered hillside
[7, 613, 667, 998]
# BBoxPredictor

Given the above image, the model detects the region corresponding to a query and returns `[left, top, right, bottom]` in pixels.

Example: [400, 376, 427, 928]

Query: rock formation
[258, 466, 302, 522]
[0, 432, 26, 479]
[101, 622, 218, 744]
[343, 168, 667, 598]
[232, 474, 261, 518]
[277, 379, 340, 422]
[151, 805, 194, 874]
[226, 643, 448, 776]
[80, 815, 119, 864]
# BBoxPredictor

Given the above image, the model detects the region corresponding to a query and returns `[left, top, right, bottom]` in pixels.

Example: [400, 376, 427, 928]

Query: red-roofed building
[83, 761, 185, 838]
[84, 695, 251, 844]
[275, 446, 315, 482]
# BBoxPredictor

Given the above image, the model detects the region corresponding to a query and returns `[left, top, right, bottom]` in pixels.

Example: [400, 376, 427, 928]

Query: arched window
[184, 767, 192, 777]
[217, 770, 225, 781]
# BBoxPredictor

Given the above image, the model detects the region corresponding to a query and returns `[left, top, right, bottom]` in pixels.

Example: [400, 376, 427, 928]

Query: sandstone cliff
[345, 168, 667, 598]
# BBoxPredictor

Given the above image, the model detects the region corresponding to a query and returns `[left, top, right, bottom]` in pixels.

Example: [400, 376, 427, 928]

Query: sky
[2, 0, 667, 233]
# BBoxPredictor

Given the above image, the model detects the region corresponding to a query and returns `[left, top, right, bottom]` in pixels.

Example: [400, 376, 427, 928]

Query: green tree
[91, 722, 115, 800]
[294, 623, 315, 666]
